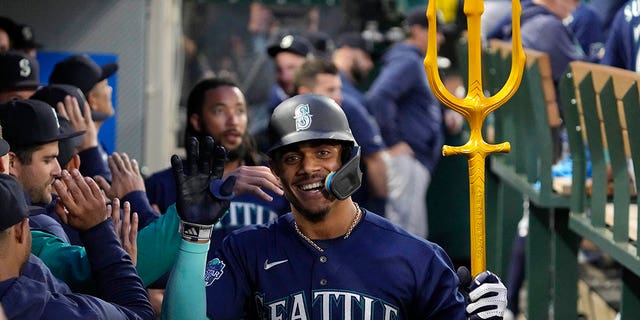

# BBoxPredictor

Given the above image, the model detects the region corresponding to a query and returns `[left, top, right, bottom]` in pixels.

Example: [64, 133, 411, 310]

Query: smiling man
[202, 94, 508, 320]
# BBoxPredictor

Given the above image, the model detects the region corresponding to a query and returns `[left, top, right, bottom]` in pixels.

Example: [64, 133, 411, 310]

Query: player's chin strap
[324, 146, 362, 200]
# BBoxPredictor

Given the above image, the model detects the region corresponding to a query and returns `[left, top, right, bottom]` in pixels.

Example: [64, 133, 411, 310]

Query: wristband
[179, 220, 213, 242]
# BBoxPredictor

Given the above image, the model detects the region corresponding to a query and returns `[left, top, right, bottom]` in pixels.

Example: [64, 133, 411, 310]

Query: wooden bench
[559, 61, 640, 318]
[482, 40, 578, 320]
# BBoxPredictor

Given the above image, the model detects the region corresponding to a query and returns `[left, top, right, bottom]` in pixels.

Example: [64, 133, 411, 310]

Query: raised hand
[223, 165, 283, 201]
[172, 136, 235, 242]
[95, 152, 145, 200]
[110, 198, 139, 265]
[53, 169, 108, 231]
[56, 95, 98, 151]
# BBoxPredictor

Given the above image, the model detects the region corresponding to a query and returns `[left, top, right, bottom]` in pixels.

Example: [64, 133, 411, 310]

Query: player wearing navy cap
[266, 33, 315, 111]
[0, 173, 154, 319]
[601, 0, 640, 71]
[0, 51, 42, 102]
[199, 94, 507, 319]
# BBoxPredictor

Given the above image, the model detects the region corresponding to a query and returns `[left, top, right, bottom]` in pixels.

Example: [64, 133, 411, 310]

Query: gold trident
[424, 0, 525, 277]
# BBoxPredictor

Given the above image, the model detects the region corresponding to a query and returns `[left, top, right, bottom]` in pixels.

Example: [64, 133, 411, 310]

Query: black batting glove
[457, 266, 507, 320]
[171, 136, 235, 242]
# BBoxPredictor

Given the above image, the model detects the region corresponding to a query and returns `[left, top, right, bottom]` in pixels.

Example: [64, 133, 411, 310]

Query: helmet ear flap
[324, 145, 362, 200]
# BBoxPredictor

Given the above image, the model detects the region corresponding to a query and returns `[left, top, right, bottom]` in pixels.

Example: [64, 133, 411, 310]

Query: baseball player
[188, 94, 508, 319]
[601, 0, 640, 71]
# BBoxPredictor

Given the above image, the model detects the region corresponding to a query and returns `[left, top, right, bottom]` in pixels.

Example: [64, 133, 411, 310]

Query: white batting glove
[466, 270, 508, 320]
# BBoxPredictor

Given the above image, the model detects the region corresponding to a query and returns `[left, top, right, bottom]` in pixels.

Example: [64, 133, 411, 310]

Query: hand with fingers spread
[52, 169, 109, 231]
[110, 198, 139, 265]
[222, 165, 284, 201]
[172, 136, 236, 242]
[95, 152, 145, 200]
[56, 95, 98, 151]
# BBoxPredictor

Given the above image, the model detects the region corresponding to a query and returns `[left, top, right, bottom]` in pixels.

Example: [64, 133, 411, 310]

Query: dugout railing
[559, 61, 640, 319]
[481, 40, 578, 319]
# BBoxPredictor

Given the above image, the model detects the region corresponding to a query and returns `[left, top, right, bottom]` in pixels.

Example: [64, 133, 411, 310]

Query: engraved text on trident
[424, 0, 525, 276]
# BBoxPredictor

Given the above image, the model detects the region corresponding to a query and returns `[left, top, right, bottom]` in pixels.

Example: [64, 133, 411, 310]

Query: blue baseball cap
[49, 54, 118, 95]
[31, 84, 110, 122]
[0, 135, 8, 156]
[0, 99, 84, 149]
[0, 51, 42, 92]
[267, 34, 314, 58]
[0, 174, 30, 231]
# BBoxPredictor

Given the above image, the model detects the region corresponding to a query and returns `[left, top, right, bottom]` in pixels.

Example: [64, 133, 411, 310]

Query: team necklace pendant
[294, 203, 362, 253]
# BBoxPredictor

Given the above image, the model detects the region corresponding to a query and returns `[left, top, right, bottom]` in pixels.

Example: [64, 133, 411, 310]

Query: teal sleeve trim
[136, 204, 182, 286]
[32, 205, 182, 291]
[30, 230, 95, 293]
[161, 240, 210, 320]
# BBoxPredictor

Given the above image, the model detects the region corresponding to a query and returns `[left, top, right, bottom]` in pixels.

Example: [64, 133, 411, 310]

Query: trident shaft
[424, 0, 525, 276]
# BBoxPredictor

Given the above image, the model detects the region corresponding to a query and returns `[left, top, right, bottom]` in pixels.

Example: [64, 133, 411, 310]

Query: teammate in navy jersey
[601, 0, 640, 71]
[144, 77, 288, 310]
[145, 77, 289, 245]
[199, 94, 507, 319]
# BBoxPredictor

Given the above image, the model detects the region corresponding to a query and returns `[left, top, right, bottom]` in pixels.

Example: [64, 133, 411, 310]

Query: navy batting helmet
[268, 94, 362, 199]
[268, 94, 355, 153]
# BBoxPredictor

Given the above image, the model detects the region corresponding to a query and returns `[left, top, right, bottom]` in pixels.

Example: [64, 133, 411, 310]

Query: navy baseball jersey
[341, 94, 387, 214]
[204, 209, 466, 319]
[601, 0, 640, 71]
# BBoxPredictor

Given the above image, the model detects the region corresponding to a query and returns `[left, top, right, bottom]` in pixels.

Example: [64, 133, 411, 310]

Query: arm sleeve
[523, 18, 585, 82]
[366, 59, 418, 146]
[79, 219, 154, 320]
[30, 230, 96, 294]
[135, 204, 182, 286]
[77, 145, 112, 182]
[342, 97, 386, 155]
[161, 240, 210, 320]
[419, 244, 467, 320]
[600, 8, 632, 69]
[32, 205, 182, 291]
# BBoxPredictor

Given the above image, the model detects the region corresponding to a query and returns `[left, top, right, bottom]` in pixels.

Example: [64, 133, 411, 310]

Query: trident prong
[424, 0, 525, 277]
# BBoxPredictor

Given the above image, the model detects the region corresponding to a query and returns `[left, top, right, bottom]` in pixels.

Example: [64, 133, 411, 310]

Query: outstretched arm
[162, 136, 234, 320]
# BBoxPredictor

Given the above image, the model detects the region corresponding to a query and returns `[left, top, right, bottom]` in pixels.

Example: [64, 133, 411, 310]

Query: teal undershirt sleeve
[136, 204, 182, 286]
[32, 204, 182, 291]
[161, 240, 209, 320]
[30, 230, 95, 293]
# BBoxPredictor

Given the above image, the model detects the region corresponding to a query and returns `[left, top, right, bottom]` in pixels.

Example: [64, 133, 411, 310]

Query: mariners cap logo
[18, 58, 31, 77]
[21, 26, 33, 41]
[280, 35, 294, 49]
[294, 104, 312, 131]
[50, 107, 60, 129]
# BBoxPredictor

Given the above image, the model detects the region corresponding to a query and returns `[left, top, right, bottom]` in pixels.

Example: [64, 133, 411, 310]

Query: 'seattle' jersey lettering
[255, 290, 400, 320]
[214, 202, 279, 230]
[205, 210, 467, 319]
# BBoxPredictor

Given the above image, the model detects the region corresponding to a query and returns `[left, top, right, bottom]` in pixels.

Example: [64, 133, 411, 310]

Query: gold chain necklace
[294, 202, 362, 253]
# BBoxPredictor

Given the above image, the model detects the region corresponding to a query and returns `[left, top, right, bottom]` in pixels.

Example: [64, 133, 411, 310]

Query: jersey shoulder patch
[205, 258, 226, 286]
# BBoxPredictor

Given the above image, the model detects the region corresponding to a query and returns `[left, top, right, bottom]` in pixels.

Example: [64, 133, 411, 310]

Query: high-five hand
[172, 136, 235, 242]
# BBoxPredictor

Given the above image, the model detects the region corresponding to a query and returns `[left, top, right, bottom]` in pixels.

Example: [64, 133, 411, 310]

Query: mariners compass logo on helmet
[294, 103, 312, 131]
